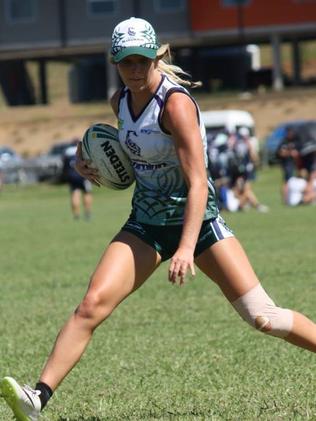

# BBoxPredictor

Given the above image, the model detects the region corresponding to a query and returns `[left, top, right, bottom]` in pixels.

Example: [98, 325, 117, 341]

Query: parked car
[264, 120, 316, 165]
[29, 140, 78, 183]
[0, 146, 26, 184]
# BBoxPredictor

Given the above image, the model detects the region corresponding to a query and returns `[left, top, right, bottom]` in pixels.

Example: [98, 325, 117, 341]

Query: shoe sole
[0, 377, 31, 421]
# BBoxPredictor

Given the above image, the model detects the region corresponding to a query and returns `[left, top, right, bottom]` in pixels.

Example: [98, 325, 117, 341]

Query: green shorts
[121, 215, 234, 262]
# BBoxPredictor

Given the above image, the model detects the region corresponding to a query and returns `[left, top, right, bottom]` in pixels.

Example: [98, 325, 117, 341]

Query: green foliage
[0, 169, 316, 420]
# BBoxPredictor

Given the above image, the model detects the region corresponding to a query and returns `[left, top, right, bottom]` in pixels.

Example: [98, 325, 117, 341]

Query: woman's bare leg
[39, 231, 161, 390]
[195, 237, 316, 352]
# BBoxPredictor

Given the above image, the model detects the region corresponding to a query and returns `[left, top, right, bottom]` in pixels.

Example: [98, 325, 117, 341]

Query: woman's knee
[75, 290, 114, 325]
[232, 284, 293, 338]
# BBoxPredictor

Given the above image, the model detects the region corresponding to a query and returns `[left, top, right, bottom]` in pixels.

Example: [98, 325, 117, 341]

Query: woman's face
[117, 55, 158, 92]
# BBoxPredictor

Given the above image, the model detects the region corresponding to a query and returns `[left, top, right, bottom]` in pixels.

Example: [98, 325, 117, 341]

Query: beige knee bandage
[232, 284, 293, 338]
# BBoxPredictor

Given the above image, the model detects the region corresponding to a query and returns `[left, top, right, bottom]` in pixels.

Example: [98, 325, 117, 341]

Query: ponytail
[156, 44, 202, 89]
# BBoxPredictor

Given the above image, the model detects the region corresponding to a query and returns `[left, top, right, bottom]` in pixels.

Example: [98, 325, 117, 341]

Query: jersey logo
[140, 128, 161, 134]
[125, 130, 141, 157]
[132, 161, 167, 171]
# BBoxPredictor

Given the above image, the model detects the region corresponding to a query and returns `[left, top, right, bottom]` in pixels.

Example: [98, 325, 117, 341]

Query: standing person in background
[276, 127, 300, 203]
[63, 139, 93, 221]
[1, 17, 316, 421]
[235, 126, 259, 182]
[206, 131, 231, 210]
[228, 127, 269, 212]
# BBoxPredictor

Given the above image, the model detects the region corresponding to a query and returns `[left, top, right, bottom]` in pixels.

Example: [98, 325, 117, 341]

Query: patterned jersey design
[118, 74, 218, 225]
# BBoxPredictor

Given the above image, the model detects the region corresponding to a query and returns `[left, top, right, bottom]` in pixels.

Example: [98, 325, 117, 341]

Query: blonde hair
[156, 44, 202, 89]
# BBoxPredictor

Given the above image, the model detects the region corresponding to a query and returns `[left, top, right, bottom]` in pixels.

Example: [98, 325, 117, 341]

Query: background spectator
[286, 169, 316, 206]
[276, 127, 300, 203]
[62, 139, 93, 220]
[207, 127, 268, 212]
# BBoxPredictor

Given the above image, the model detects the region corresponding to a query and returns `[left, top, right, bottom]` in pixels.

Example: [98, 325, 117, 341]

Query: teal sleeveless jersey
[117, 74, 218, 225]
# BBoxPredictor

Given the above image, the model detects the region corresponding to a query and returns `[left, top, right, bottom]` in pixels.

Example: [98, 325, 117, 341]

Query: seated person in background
[231, 176, 269, 213]
[286, 169, 316, 206]
[286, 174, 308, 206]
[62, 139, 93, 220]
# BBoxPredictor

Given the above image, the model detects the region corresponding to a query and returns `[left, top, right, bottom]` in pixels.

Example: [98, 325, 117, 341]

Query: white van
[201, 109, 258, 151]
[201, 109, 255, 135]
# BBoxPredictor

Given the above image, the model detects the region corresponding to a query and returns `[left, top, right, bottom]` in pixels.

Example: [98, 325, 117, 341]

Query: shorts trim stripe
[211, 219, 224, 240]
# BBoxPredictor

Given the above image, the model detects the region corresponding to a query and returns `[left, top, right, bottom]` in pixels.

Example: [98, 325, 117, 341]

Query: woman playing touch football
[1, 17, 316, 421]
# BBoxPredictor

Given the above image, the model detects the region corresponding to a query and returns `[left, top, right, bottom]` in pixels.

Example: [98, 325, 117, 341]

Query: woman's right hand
[75, 142, 101, 187]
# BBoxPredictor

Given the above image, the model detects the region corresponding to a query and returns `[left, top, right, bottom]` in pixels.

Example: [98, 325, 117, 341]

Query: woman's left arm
[163, 92, 209, 285]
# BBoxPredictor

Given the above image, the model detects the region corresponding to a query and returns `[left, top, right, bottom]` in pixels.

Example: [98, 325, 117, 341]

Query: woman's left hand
[168, 247, 196, 286]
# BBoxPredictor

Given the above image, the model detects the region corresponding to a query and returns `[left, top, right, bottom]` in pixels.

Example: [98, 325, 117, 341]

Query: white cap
[111, 17, 160, 63]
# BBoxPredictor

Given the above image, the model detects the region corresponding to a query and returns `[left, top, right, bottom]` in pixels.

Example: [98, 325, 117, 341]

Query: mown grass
[0, 167, 316, 420]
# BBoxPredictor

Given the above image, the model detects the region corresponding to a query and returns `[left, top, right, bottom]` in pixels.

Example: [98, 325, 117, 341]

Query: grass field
[0, 167, 316, 420]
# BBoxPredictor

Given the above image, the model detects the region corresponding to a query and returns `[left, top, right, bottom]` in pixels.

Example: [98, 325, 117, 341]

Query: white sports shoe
[0, 376, 41, 421]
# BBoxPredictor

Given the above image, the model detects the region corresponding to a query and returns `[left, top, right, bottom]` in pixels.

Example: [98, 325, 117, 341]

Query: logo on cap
[128, 27, 136, 36]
